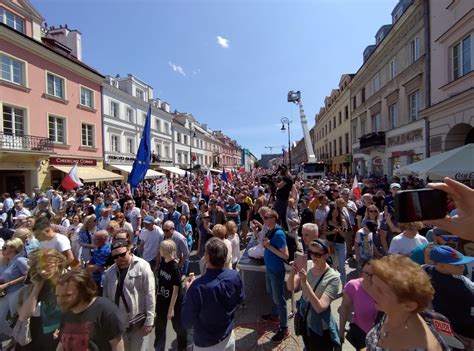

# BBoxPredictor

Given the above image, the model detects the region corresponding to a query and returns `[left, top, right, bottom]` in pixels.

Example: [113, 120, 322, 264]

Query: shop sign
[372, 157, 383, 165]
[49, 157, 97, 166]
[107, 155, 136, 162]
[455, 172, 474, 181]
[391, 150, 415, 157]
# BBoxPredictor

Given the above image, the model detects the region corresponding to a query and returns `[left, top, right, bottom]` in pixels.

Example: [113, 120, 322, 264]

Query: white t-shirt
[125, 207, 142, 231]
[223, 238, 233, 269]
[40, 234, 71, 253]
[315, 206, 329, 225]
[388, 233, 428, 256]
[228, 233, 241, 264]
[139, 226, 164, 262]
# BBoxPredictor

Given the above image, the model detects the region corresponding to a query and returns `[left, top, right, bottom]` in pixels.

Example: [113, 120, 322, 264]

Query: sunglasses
[112, 252, 127, 260]
[264, 216, 275, 220]
[307, 250, 325, 259]
[368, 210, 378, 213]
[440, 235, 459, 242]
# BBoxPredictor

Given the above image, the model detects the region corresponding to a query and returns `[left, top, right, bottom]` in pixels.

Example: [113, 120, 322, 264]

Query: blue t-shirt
[0, 254, 28, 294]
[224, 203, 241, 225]
[90, 243, 111, 285]
[177, 223, 193, 248]
[264, 228, 287, 272]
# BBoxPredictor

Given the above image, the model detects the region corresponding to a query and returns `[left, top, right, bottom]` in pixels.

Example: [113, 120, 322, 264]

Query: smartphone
[394, 189, 447, 223]
[294, 251, 307, 271]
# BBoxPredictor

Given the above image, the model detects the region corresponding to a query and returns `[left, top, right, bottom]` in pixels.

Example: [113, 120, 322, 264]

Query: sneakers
[271, 327, 289, 343]
[260, 313, 280, 323]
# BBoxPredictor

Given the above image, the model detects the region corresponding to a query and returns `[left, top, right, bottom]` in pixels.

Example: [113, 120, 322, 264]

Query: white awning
[108, 164, 165, 178]
[158, 166, 186, 176]
[209, 168, 223, 174]
[51, 166, 123, 182]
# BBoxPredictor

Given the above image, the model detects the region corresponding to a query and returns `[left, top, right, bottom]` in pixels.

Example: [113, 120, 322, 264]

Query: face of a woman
[368, 208, 378, 219]
[2, 245, 17, 258]
[307, 245, 327, 265]
[367, 274, 400, 313]
[37, 258, 60, 280]
[72, 216, 80, 224]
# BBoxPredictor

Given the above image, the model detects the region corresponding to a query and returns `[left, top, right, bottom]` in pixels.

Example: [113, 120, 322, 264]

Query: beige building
[314, 74, 353, 174]
[423, 0, 473, 159]
[351, 0, 428, 177]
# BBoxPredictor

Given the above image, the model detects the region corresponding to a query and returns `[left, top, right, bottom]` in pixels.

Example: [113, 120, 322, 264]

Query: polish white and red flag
[351, 175, 362, 200]
[203, 169, 213, 195]
[61, 163, 83, 191]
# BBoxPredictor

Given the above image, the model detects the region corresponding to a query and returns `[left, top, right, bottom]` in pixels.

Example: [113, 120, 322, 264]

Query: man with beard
[56, 269, 125, 351]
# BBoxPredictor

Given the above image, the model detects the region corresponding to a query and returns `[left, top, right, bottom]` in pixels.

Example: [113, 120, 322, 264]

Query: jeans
[181, 258, 190, 276]
[265, 269, 288, 329]
[154, 302, 187, 351]
[331, 242, 347, 286]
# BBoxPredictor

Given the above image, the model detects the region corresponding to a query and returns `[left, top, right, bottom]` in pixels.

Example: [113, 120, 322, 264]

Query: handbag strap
[301, 268, 329, 322]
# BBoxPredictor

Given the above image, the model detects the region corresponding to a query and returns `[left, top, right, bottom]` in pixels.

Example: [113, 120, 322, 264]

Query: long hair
[326, 202, 342, 226]
[28, 249, 68, 283]
[57, 269, 97, 303]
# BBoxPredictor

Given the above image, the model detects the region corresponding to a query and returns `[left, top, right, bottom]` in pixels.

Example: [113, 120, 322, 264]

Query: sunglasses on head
[112, 252, 127, 260]
[441, 235, 459, 242]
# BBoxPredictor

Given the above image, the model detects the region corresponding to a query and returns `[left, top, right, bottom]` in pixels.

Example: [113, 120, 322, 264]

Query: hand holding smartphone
[394, 189, 447, 223]
[294, 252, 307, 272]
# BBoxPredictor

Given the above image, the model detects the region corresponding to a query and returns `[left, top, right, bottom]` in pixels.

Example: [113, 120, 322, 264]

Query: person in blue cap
[424, 245, 474, 350]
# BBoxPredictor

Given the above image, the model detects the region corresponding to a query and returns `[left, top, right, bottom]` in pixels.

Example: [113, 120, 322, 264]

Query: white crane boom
[288, 91, 316, 163]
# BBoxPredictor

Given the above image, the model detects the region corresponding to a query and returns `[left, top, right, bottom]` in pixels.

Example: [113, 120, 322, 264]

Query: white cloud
[192, 69, 201, 76]
[216, 36, 230, 48]
[168, 62, 186, 76]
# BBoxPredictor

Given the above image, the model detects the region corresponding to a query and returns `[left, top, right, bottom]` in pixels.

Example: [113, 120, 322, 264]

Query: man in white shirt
[139, 215, 164, 270]
[33, 218, 75, 265]
[388, 222, 428, 256]
[124, 200, 142, 237]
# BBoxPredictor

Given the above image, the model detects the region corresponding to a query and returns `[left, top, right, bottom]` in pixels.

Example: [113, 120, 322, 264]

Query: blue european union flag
[221, 168, 228, 182]
[128, 105, 151, 188]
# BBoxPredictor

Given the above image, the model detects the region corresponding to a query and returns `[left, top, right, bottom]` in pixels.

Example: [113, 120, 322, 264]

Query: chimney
[46, 25, 82, 61]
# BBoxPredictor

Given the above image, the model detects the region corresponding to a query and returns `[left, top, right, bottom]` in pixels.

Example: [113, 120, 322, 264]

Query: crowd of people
[0, 165, 472, 351]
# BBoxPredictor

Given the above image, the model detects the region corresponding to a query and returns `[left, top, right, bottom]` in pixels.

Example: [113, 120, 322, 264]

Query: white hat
[390, 183, 401, 189]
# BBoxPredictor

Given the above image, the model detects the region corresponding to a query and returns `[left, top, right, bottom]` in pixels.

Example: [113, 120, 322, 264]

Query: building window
[389, 59, 396, 79]
[81, 124, 94, 147]
[46, 73, 65, 99]
[410, 37, 420, 64]
[0, 54, 26, 86]
[408, 90, 420, 122]
[127, 108, 134, 123]
[110, 101, 119, 118]
[389, 103, 399, 129]
[111, 135, 119, 152]
[352, 124, 357, 144]
[329, 142, 332, 158]
[372, 75, 380, 93]
[135, 88, 144, 100]
[48, 115, 65, 143]
[361, 88, 366, 103]
[344, 105, 349, 120]
[345, 133, 349, 154]
[142, 113, 147, 125]
[127, 138, 134, 154]
[453, 34, 471, 80]
[178, 153, 182, 164]
[333, 140, 337, 156]
[156, 144, 162, 157]
[339, 112, 342, 125]
[329, 122, 332, 132]
[156, 119, 161, 131]
[0, 8, 24, 33]
[371, 113, 381, 133]
[165, 122, 170, 134]
[177, 133, 181, 143]
[352, 96, 357, 109]
[339, 136, 343, 155]
[333, 116, 336, 129]
[360, 118, 366, 136]
[164, 145, 170, 158]
[183, 135, 188, 145]
[3, 105, 25, 136]
[80, 87, 94, 108]
[183, 153, 188, 164]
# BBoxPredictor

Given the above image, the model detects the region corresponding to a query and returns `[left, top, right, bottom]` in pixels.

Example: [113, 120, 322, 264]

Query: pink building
[0, 0, 120, 192]
[424, 0, 473, 156]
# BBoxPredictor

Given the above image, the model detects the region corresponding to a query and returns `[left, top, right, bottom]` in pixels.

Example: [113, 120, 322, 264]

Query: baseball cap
[430, 245, 474, 265]
[66, 197, 76, 202]
[432, 227, 452, 237]
[390, 183, 401, 189]
[423, 310, 465, 349]
[143, 215, 155, 224]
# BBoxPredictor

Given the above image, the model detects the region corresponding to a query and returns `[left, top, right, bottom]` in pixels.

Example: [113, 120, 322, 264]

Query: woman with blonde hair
[225, 220, 240, 268]
[0, 238, 28, 337]
[155, 240, 187, 351]
[362, 205, 381, 228]
[212, 224, 232, 269]
[365, 255, 447, 350]
[16, 249, 68, 350]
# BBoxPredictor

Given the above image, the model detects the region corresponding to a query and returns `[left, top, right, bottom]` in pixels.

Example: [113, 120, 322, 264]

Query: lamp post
[281, 117, 291, 171]
[189, 128, 196, 172]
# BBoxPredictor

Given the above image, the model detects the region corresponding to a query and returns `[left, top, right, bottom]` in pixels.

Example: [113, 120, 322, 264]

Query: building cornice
[0, 24, 104, 83]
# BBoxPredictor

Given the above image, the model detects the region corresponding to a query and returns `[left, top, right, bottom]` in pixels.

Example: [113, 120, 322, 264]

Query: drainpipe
[100, 85, 106, 167]
[423, 0, 431, 158]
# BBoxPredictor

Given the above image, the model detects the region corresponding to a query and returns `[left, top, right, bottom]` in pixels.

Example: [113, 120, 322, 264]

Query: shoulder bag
[294, 268, 328, 336]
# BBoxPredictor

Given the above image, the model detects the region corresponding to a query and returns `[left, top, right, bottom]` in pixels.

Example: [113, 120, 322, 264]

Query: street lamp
[281, 117, 291, 171]
[189, 128, 196, 172]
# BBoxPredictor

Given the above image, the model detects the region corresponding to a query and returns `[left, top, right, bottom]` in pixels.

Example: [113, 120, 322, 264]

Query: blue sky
[33, 0, 398, 159]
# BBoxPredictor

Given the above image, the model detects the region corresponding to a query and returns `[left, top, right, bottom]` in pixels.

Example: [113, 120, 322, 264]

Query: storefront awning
[209, 168, 223, 174]
[51, 166, 123, 182]
[158, 166, 186, 176]
[108, 164, 165, 178]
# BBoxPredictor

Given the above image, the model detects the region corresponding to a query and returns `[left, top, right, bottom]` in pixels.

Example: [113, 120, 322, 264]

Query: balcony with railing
[359, 132, 386, 150]
[0, 133, 54, 153]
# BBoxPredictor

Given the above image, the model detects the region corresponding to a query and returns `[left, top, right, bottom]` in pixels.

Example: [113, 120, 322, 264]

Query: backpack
[267, 227, 297, 263]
